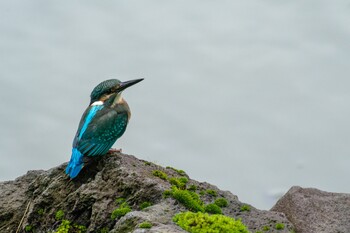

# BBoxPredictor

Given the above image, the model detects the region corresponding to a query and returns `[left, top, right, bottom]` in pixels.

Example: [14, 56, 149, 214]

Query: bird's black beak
[117, 78, 144, 92]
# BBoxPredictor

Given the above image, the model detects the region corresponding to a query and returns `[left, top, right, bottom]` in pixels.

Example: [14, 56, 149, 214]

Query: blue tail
[65, 148, 84, 179]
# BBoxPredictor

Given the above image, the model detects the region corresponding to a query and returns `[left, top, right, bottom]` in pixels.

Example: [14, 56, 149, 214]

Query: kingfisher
[65, 78, 143, 179]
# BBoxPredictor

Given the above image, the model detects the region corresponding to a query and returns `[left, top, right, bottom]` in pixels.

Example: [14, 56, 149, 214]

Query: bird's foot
[108, 148, 122, 153]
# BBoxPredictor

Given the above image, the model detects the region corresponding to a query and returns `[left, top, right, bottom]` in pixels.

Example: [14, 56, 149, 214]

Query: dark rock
[0, 152, 294, 232]
[271, 186, 350, 233]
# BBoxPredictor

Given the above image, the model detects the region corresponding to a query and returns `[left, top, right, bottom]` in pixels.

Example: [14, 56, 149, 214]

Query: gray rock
[0, 152, 294, 232]
[0, 170, 45, 233]
[271, 186, 350, 233]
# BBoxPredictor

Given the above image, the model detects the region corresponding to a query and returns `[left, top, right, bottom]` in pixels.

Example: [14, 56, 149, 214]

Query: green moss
[54, 220, 86, 233]
[199, 190, 205, 195]
[25, 225, 33, 232]
[163, 189, 172, 198]
[188, 184, 197, 191]
[214, 198, 228, 207]
[173, 211, 249, 233]
[73, 224, 87, 233]
[169, 177, 188, 189]
[275, 223, 285, 230]
[204, 203, 222, 214]
[169, 178, 181, 187]
[140, 201, 152, 210]
[152, 170, 168, 180]
[111, 203, 131, 220]
[206, 189, 218, 197]
[240, 204, 251, 212]
[178, 177, 188, 183]
[37, 208, 44, 215]
[55, 210, 64, 221]
[54, 220, 70, 233]
[172, 187, 204, 212]
[139, 221, 152, 229]
[262, 225, 270, 231]
[144, 161, 151, 166]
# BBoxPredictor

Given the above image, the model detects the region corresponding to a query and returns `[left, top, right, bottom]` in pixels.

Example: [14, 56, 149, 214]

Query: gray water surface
[1, 0, 350, 209]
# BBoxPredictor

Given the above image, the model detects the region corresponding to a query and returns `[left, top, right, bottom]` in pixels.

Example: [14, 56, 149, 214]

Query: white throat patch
[112, 93, 123, 106]
[91, 101, 104, 106]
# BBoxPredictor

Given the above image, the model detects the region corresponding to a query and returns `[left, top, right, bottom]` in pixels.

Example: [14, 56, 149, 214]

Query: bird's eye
[108, 88, 115, 94]
[111, 86, 120, 93]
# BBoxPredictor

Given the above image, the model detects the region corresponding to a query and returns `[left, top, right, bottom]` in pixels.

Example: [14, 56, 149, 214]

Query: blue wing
[66, 104, 128, 178]
[74, 105, 129, 157]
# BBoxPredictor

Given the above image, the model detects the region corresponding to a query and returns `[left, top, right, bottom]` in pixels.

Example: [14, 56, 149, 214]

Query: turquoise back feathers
[66, 78, 143, 179]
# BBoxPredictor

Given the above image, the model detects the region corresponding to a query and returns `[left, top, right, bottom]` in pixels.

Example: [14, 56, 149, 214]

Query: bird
[65, 78, 143, 179]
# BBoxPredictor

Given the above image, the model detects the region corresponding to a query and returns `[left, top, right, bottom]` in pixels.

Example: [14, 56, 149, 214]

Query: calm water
[1, 0, 350, 209]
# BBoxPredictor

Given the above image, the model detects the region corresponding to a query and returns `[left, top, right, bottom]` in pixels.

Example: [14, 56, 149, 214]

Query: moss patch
[55, 210, 64, 221]
[152, 170, 168, 180]
[204, 203, 222, 214]
[139, 201, 152, 210]
[163, 189, 172, 198]
[275, 223, 285, 230]
[111, 202, 131, 220]
[73, 224, 87, 233]
[173, 211, 249, 233]
[54, 220, 86, 233]
[172, 187, 204, 212]
[240, 204, 251, 212]
[37, 208, 44, 215]
[206, 189, 218, 197]
[54, 220, 70, 233]
[214, 198, 228, 207]
[169, 177, 188, 189]
[139, 221, 152, 229]
[24, 225, 33, 232]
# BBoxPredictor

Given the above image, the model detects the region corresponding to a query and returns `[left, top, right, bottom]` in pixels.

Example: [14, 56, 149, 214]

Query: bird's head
[90, 78, 143, 105]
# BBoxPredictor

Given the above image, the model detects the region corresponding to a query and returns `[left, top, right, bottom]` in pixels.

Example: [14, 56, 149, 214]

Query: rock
[0, 152, 294, 233]
[271, 186, 350, 233]
[0, 170, 45, 233]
